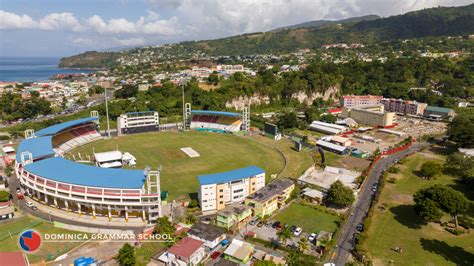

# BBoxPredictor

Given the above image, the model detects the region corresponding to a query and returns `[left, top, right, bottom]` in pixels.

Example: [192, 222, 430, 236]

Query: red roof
[168, 236, 203, 258]
[0, 252, 28, 266]
[328, 108, 342, 113]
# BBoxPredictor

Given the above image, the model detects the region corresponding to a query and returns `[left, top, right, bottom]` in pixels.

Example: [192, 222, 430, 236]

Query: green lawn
[0, 216, 87, 263]
[273, 203, 340, 234]
[71, 131, 286, 200]
[364, 152, 474, 265]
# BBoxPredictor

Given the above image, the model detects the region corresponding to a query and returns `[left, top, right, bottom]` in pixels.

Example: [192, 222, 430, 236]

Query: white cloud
[0, 10, 83, 31]
[0, 10, 36, 29]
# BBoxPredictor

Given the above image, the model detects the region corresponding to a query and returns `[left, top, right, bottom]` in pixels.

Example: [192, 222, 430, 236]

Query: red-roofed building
[160, 236, 206, 265]
[340, 95, 383, 107]
[328, 108, 342, 115]
[0, 252, 29, 266]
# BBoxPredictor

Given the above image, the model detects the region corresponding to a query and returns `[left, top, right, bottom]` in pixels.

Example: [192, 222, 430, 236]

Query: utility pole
[104, 89, 111, 138]
[181, 81, 185, 130]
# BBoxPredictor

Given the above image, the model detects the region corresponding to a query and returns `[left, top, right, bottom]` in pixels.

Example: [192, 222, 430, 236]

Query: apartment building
[198, 166, 265, 212]
[244, 178, 294, 218]
[341, 104, 395, 127]
[381, 98, 427, 116]
[340, 95, 383, 107]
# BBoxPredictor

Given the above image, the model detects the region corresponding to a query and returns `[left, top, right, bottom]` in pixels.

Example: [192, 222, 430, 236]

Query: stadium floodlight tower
[24, 129, 35, 139]
[184, 103, 192, 131]
[143, 166, 162, 222]
[242, 106, 251, 132]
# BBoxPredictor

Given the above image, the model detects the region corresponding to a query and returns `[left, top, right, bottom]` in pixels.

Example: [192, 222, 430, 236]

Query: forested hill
[270, 15, 380, 32]
[59, 4, 474, 67]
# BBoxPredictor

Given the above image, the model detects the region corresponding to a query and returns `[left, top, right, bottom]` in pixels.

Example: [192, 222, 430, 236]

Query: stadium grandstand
[14, 113, 162, 224]
[117, 111, 159, 135]
[191, 110, 242, 133]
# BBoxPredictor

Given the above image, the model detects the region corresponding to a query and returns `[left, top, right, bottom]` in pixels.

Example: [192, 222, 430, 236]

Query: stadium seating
[190, 114, 242, 132]
[53, 125, 102, 154]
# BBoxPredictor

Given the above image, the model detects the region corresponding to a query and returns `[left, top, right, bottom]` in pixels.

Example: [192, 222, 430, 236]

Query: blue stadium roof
[191, 110, 241, 117]
[24, 157, 146, 189]
[36, 117, 98, 136]
[16, 136, 55, 162]
[197, 166, 265, 185]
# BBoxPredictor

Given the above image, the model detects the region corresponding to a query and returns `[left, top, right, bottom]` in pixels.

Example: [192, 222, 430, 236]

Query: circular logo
[18, 230, 42, 253]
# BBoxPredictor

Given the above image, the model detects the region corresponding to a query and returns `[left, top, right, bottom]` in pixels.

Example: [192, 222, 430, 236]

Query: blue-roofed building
[197, 166, 265, 212]
[14, 117, 162, 224]
[16, 136, 55, 162]
[36, 117, 98, 136]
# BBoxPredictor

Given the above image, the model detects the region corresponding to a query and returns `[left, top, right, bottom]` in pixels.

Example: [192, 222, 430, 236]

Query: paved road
[6, 173, 146, 234]
[331, 142, 429, 265]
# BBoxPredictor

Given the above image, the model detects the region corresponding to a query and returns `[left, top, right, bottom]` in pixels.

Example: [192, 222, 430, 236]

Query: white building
[197, 166, 265, 212]
[117, 111, 159, 135]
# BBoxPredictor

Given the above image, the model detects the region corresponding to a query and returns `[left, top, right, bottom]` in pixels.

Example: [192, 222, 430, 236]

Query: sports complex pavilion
[14, 114, 162, 224]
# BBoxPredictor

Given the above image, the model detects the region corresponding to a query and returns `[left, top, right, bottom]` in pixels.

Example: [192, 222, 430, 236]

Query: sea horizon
[0, 56, 94, 82]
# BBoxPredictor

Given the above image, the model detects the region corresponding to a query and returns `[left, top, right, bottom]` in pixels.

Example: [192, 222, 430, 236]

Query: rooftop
[35, 116, 98, 136]
[192, 110, 241, 117]
[16, 136, 54, 162]
[425, 106, 454, 113]
[198, 166, 265, 186]
[168, 236, 204, 259]
[0, 252, 28, 266]
[223, 239, 253, 261]
[188, 222, 225, 241]
[218, 203, 252, 217]
[246, 178, 293, 203]
[23, 157, 146, 189]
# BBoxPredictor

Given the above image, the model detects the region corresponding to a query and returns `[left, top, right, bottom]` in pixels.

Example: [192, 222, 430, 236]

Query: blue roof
[16, 136, 54, 162]
[197, 166, 265, 185]
[24, 157, 146, 189]
[192, 110, 241, 117]
[36, 117, 98, 136]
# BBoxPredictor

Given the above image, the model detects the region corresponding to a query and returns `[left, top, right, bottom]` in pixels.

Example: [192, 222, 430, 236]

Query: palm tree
[297, 238, 309, 253]
[184, 213, 197, 224]
[276, 227, 292, 245]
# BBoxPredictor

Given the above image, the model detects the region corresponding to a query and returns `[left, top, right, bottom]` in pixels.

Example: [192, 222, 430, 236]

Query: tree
[285, 250, 299, 266]
[0, 191, 10, 202]
[448, 114, 474, 148]
[254, 260, 277, 266]
[276, 227, 292, 245]
[297, 238, 309, 253]
[419, 161, 442, 179]
[184, 214, 197, 224]
[207, 71, 219, 85]
[115, 243, 135, 266]
[319, 114, 337, 124]
[325, 180, 355, 207]
[445, 152, 474, 185]
[277, 112, 299, 130]
[414, 185, 470, 228]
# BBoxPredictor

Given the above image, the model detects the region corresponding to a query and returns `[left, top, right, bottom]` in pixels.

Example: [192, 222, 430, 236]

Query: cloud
[0, 10, 83, 31]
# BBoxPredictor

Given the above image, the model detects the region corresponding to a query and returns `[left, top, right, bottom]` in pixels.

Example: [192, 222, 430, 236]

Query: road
[331, 142, 429, 265]
[6, 172, 146, 234]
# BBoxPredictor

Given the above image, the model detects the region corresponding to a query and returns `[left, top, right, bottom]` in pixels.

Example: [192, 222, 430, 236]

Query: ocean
[0, 57, 95, 82]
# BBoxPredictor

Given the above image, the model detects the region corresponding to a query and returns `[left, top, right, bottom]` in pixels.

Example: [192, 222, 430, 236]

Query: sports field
[71, 131, 286, 200]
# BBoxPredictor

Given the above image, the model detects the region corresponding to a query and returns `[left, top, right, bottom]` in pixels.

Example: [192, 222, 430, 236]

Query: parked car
[272, 221, 281, 229]
[308, 233, 317, 243]
[356, 223, 364, 232]
[31, 206, 38, 211]
[290, 225, 297, 232]
[371, 183, 378, 192]
[286, 243, 298, 250]
[210, 251, 221, 259]
[293, 227, 302, 236]
[249, 217, 259, 226]
[16, 187, 22, 194]
[26, 202, 33, 208]
[265, 220, 272, 227]
[257, 221, 264, 227]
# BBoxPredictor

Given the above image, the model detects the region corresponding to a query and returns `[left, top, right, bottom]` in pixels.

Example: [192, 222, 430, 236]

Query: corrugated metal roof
[36, 117, 98, 136]
[197, 166, 264, 185]
[192, 110, 240, 117]
[16, 136, 54, 162]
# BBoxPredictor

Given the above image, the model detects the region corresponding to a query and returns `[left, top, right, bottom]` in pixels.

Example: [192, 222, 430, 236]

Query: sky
[0, 0, 472, 57]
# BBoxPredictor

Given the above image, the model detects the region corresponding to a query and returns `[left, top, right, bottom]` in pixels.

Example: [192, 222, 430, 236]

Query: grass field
[71, 131, 287, 200]
[364, 151, 474, 265]
[0, 216, 86, 263]
[273, 203, 340, 234]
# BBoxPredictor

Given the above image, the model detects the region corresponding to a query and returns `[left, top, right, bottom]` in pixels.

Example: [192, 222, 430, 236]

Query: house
[0, 201, 14, 220]
[216, 203, 252, 231]
[244, 178, 294, 218]
[159, 236, 206, 265]
[301, 188, 325, 204]
[0, 252, 29, 266]
[223, 239, 254, 264]
[188, 223, 226, 252]
[330, 136, 351, 147]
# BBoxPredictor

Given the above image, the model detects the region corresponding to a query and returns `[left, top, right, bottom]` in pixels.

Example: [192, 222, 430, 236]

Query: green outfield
[71, 131, 286, 200]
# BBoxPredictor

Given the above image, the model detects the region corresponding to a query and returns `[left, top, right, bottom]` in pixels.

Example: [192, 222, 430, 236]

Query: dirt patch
[333, 156, 370, 171]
